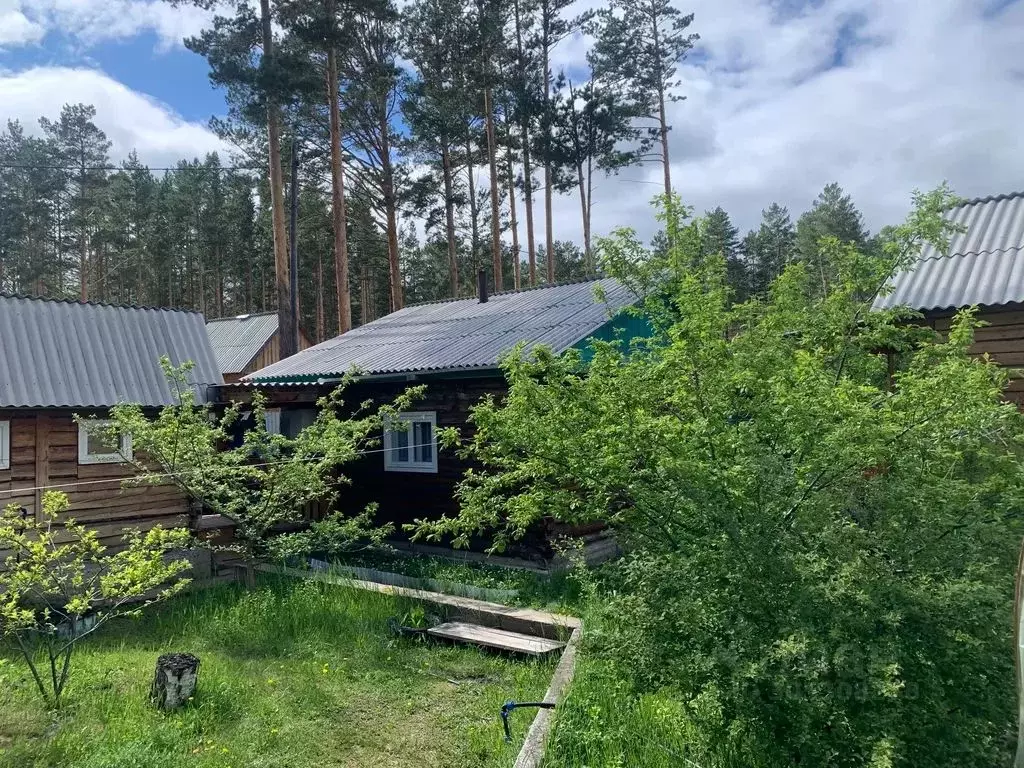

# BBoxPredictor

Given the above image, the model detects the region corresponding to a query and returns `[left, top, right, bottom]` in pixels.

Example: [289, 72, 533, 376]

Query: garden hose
[501, 700, 555, 742]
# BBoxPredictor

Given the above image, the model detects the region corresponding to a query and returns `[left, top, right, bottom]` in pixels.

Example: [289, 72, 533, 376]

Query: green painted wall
[572, 311, 654, 363]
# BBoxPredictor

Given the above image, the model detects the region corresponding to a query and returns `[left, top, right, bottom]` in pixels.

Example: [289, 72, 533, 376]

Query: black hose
[501, 700, 556, 742]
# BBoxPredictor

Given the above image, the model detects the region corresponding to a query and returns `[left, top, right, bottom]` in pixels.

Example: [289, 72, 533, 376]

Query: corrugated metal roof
[0, 295, 224, 408]
[245, 278, 637, 382]
[206, 312, 279, 374]
[875, 191, 1024, 311]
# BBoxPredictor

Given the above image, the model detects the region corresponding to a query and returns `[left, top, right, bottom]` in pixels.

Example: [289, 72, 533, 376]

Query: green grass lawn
[0, 578, 555, 768]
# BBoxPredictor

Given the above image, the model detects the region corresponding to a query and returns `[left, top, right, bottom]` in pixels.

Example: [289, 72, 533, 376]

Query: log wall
[0, 410, 189, 554]
[925, 306, 1024, 406]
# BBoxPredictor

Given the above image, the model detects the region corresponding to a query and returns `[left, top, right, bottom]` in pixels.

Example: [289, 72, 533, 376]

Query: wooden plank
[34, 415, 49, 520]
[426, 621, 565, 656]
[970, 338, 1024, 355]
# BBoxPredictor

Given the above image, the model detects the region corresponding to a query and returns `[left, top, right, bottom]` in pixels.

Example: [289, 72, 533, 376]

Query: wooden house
[0, 295, 223, 552]
[875, 191, 1024, 405]
[206, 312, 312, 384]
[218, 276, 646, 564]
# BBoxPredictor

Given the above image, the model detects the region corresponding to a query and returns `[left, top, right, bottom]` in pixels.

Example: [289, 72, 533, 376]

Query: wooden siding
[0, 410, 189, 554]
[239, 328, 313, 379]
[923, 307, 1024, 406]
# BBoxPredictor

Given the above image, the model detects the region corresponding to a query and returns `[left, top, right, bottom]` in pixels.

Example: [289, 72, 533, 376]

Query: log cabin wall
[0, 409, 190, 554]
[221, 329, 313, 385]
[923, 305, 1024, 407]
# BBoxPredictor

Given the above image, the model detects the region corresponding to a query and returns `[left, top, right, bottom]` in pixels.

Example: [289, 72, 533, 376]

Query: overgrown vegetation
[0, 578, 554, 767]
[103, 360, 422, 562]
[0, 491, 191, 708]
[417, 189, 1024, 766]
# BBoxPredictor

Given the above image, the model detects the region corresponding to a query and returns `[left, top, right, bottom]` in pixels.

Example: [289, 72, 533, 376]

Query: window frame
[78, 419, 133, 465]
[0, 420, 9, 471]
[383, 411, 438, 474]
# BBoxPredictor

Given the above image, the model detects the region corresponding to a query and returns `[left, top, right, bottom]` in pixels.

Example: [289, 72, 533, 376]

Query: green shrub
[418, 189, 1023, 766]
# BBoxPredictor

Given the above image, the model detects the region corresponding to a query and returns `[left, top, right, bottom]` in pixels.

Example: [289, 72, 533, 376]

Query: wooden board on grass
[426, 621, 565, 657]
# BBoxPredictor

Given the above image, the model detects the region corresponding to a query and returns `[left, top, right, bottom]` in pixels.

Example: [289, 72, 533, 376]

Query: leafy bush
[417, 190, 1023, 766]
[0, 491, 191, 707]
[104, 360, 424, 561]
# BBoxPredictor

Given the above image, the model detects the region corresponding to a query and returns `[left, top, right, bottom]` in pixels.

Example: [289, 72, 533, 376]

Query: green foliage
[416, 187, 1023, 766]
[0, 491, 191, 708]
[104, 359, 421, 562]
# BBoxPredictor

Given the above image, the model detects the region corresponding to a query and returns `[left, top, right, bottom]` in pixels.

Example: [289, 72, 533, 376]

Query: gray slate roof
[0, 295, 223, 408]
[246, 278, 636, 382]
[206, 312, 280, 374]
[875, 191, 1024, 311]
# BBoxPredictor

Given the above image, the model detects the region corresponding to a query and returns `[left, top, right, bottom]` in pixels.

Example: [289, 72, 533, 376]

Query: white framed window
[264, 408, 282, 435]
[78, 419, 132, 465]
[0, 421, 9, 471]
[265, 408, 317, 439]
[384, 411, 437, 473]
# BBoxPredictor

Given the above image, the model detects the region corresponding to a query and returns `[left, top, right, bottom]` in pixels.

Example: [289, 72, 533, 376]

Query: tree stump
[151, 653, 200, 710]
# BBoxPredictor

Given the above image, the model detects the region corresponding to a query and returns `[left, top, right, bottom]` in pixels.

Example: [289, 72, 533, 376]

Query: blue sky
[3, 30, 224, 123]
[1, 0, 1023, 242]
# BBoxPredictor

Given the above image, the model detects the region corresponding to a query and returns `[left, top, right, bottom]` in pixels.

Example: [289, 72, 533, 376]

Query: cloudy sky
[1, 0, 1022, 245]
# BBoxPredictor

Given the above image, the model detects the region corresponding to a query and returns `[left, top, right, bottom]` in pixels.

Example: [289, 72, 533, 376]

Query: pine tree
[175, 0, 298, 354]
[39, 104, 111, 301]
[402, 0, 476, 297]
[701, 206, 745, 298]
[796, 182, 869, 295]
[743, 202, 795, 297]
[550, 68, 647, 271]
[588, 0, 698, 197]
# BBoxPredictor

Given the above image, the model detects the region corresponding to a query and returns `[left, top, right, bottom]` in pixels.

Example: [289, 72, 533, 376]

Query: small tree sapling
[0, 491, 191, 708]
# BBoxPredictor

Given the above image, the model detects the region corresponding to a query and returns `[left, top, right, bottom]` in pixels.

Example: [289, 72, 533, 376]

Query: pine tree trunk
[576, 160, 591, 274]
[380, 109, 403, 311]
[513, 0, 536, 286]
[657, 85, 671, 198]
[316, 249, 325, 342]
[584, 154, 594, 274]
[441, 144, 459, 297]
[652, 15, 672, 198]
[79, 172, 88, 301]
[521, 123, 536, 286]
[261, 0, 295, 358]
[542, 34, 554, 284]
[506, 144, 521, 291]
[465, 133, 480, 269]
[327, 45, 352, 334]
[484, 88, 502, 292]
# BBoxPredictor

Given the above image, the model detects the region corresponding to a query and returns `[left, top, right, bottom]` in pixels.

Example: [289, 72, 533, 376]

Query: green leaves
[106, 359, 416, 563]
[0, 490, 192, 708]
[416, 189, 1023, 765]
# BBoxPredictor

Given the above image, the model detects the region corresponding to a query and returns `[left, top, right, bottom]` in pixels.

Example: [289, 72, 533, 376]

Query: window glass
[78, 420, 132, 464]
[0, 421, 9, 471]
[413, 420, 433, 463]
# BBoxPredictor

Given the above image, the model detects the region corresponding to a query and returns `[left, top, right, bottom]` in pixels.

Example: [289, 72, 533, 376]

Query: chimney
[477, 268, 488, 303]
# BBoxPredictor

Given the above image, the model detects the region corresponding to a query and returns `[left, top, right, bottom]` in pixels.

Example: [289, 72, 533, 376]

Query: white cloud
[0, 1, 45, 47]
[533, 0, 1024, 246]
[0, 67, 227, 166]
[6, 0, 212, 50]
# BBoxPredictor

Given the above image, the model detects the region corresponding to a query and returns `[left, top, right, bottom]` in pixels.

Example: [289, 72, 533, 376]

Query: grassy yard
[0, 578, 555, 768]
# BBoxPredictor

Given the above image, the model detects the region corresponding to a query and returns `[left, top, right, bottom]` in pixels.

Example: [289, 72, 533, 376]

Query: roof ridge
[951, 190, 1024, 209]
[207, 311, 279, 322]
[404, 275, 611, 308]
[0, 292, 205, 315]
[916, 245, 1024, 263]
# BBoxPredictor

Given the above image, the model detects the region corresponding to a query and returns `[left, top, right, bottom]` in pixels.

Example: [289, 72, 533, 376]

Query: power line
[0, 163, 256, 173]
